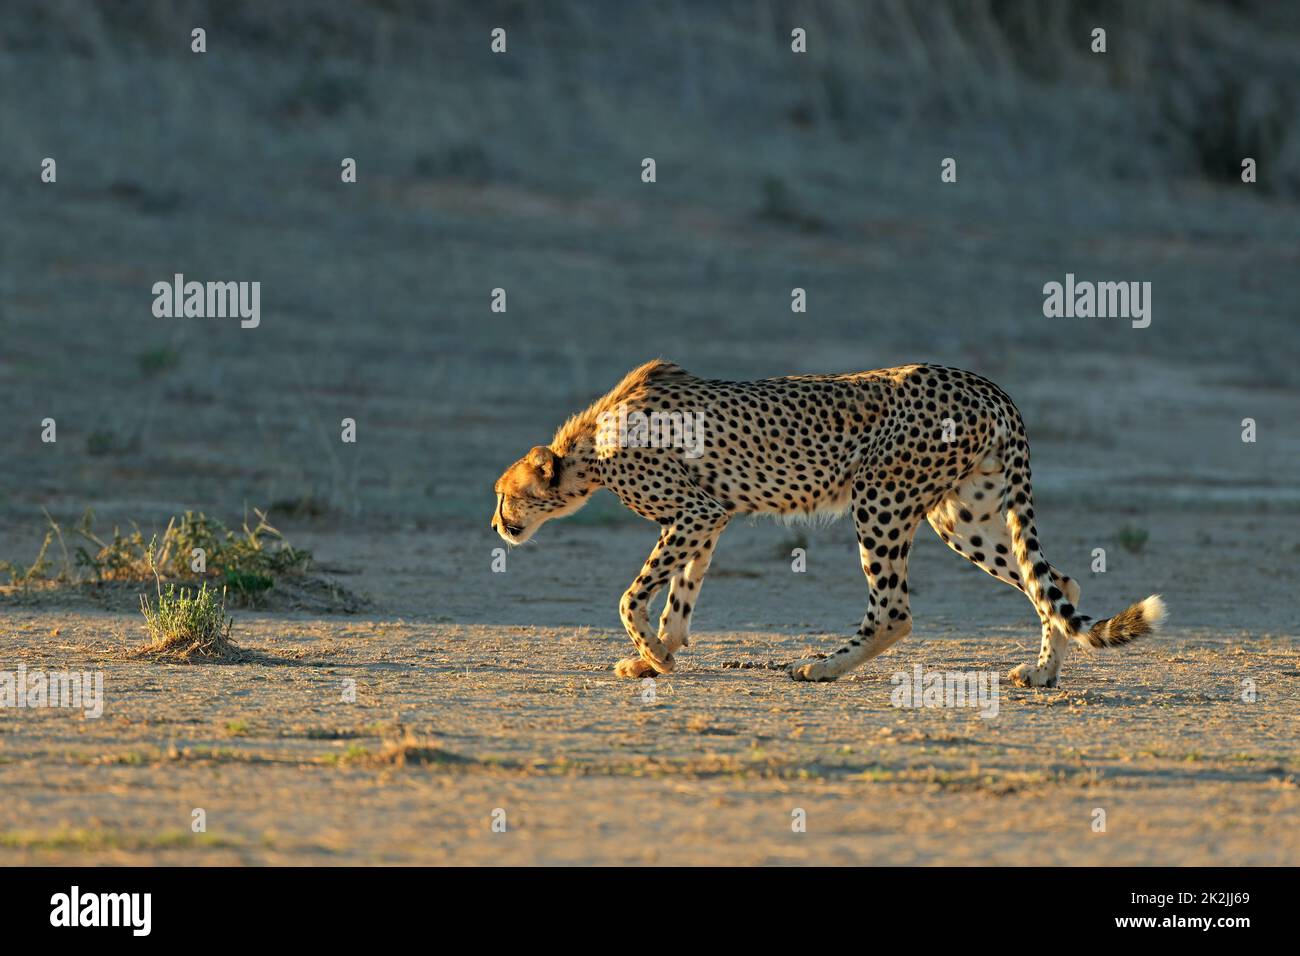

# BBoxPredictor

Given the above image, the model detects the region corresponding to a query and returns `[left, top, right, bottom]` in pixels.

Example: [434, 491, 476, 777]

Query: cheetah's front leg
[614, 567, 697, 679]
[614, 510, 728, 677]
[656, 526, 723, 648]
[615, 531, 689, 676]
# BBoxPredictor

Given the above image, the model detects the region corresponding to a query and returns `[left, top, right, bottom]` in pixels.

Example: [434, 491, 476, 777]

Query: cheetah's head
[491, 445, 591, 545]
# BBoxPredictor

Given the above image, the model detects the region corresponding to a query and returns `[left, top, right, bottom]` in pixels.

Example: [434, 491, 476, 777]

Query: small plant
[757, 175, 826, 232]
[278, 65, 370, 120]
[819, 65, 850, 128]
[333, 743, 372, 765]
[223, 568, 274, 599]
[85, 427, 139, 457]
[371, 733, 469, 767]
[412, 142, 493, 183]
[1117, 526, 1149, 554]
[267, 496, 331, 520]
[1159, 71, 1293, 195]
[0, 509, 73, 586]
[72, 507, 310, 598]
[0, 531, 54, 585]
[3, 507, 359, 612]
[74, 513, 155, 581]
[775, 530, 809, 558]
[136, 346, 181, 377]
[172, 509, 312, 580]
[335, 727, 471, 769]
[138, 579, 238, 661]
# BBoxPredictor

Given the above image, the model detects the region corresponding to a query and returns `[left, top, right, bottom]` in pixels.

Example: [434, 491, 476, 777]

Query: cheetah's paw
[614, 657, 656, 679]
[1008, 662, 1058, 688]
[614, 655, 674, 678]
[787, 656, 839, 682]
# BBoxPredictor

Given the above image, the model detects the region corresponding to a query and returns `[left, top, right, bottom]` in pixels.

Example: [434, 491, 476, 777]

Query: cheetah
[491, 360, 1165, 687]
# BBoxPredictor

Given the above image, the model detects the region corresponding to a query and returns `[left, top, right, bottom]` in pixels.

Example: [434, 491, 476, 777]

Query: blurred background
[1, 0, 1297, 555]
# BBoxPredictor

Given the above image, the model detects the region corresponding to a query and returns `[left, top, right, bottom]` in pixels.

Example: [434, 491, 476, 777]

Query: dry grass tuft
[134, 582, 247, 663]
[341, 730, 474, 769]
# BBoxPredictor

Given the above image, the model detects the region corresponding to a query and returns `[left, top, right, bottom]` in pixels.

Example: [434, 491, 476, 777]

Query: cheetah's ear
[527, 446, 562, 487]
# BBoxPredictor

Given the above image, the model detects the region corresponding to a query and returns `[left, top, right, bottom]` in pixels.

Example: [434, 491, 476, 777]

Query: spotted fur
[491, 360, 1165, 687]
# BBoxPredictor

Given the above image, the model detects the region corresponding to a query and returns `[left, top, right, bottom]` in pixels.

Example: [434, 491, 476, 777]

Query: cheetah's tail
[1073, 594, 1166, 649]
[1004, 500, 1165, 651]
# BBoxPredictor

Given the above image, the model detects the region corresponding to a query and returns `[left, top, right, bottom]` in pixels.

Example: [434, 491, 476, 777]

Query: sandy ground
[1, 508, 1296, 866]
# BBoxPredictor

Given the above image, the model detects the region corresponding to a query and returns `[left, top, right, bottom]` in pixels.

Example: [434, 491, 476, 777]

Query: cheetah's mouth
[499, 523, 536, 546]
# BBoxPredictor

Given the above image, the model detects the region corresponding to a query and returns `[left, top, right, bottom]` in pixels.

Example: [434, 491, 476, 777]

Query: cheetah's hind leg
[927, 475, 1080, 688]
[787, 472, 924, 682]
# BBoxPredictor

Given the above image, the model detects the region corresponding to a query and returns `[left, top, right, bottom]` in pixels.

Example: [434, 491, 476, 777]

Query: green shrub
[136, 346, 181, 377]
[138, 582, 238, 661]
[74, 508, 310, 593]
[1117, 526, 1149, 554]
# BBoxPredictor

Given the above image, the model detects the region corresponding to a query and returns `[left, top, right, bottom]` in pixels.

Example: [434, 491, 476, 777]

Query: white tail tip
[1141, 594, 1167, 628]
